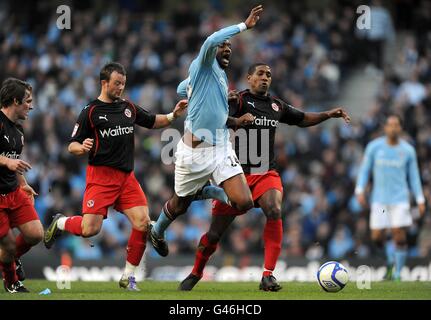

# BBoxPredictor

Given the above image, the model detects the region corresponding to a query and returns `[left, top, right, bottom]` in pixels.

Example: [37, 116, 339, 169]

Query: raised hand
[245, 5, 264, 29]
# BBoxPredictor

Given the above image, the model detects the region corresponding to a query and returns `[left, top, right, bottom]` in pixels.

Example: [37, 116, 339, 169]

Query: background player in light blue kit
[355, 114, 426, 281]
[149, 6, 263, 256]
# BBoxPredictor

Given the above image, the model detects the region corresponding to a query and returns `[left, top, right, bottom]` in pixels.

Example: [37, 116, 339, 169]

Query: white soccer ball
[316, 261, 349, 292]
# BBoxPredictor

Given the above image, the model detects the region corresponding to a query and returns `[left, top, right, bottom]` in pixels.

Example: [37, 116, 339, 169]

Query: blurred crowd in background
[1, 0, 431, 263]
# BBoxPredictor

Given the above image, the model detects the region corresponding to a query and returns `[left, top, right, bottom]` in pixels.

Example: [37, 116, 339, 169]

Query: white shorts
[370, 203, 412, 230]
[174, 139, 244, 197]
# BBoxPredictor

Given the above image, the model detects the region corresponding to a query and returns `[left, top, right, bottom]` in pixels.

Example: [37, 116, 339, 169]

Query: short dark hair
[385, 113, 403, 127]
[247, 63, 270, 75]
[0, 78, 32, 108]
[100, 62, 126, 82]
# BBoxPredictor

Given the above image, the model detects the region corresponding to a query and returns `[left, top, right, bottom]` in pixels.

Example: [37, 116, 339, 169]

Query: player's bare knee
[133, 216, 150, 232]
[236, 198, 253, 212]
[24, 232, 43, 246]
[82, 225, 101, 238]
[264, 206, 282, 220]
[28, 224, 44, 244]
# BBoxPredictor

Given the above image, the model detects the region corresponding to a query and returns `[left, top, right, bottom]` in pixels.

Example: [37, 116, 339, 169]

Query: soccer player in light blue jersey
[355, 114, 426, 281]
[149, 5, 263, 257]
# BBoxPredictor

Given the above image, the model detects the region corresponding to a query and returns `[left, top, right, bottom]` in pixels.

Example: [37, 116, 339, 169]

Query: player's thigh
[174, 139, 214, 197]
[174, 163, 212, 197]
[16, 219, 43, 244]
[8, 188, 40, 233]
[83, 184, 120, 218]
[221, 173, 252, 202]
[389, 203, 412, 229]
[115, 172, 148, 211]
[370, 203, 391, 231]
[123, 206, 150, 231]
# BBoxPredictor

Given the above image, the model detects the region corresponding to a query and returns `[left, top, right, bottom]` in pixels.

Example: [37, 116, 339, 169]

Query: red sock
[15, 234, 32, 258]
[262, 219, 283, 277]
[0, 261, 18, 286]
[126, 229, 147, 266]
[191, 233, 218, 278]
[64, 216, 83, 236]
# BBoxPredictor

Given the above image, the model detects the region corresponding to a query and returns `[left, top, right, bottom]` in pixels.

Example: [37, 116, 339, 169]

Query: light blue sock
[385, 241, 395, 267]
[152, 210, 172, 238]
[393, 248, 407, 279]
[202, 185, 230, 204]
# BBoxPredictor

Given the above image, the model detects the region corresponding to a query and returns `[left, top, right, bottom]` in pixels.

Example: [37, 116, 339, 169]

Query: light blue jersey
[355, 137, 424, 205]
[178, 24, 246, 145]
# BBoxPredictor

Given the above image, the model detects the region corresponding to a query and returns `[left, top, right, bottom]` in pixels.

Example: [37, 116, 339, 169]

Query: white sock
[57, 217, 68, 230]
[124, 261, 137, 278]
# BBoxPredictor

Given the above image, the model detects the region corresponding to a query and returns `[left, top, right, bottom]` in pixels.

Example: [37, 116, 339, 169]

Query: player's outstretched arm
[198, 5, 263, 66]
[152, 99, 188, 129]
[68, 138, 94, 156]
[297, 107, 351, 127]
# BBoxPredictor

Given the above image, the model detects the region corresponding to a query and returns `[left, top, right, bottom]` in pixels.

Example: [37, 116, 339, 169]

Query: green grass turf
[1, 280, 431, 300]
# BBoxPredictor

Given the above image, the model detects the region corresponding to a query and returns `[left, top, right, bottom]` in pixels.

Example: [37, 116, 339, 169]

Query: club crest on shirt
[124, 108, 132, 118]
[87, 200, 95, 208]
[71, 123, 79, 137]
[271, 103, 279, 112]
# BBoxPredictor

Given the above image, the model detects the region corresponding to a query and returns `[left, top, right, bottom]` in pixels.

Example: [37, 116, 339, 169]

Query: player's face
[15, 90, 33, 120]
[105, 71, 126, 101]
[216, 41, 232, 69]
[247, 65, 272, 95]
[384, 116, 402, 139]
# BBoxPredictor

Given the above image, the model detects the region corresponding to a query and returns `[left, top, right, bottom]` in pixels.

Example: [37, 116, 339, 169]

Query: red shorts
[82, 165, 148, 218]
[212, 170, 283, 216]
[0, 187, 40, 238]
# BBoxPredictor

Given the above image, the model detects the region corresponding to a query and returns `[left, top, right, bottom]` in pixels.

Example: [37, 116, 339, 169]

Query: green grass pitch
[1, 280, 431, 300]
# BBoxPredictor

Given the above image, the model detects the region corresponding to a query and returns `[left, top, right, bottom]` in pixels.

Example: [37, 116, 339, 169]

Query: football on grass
[317, 261, 349, 292]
